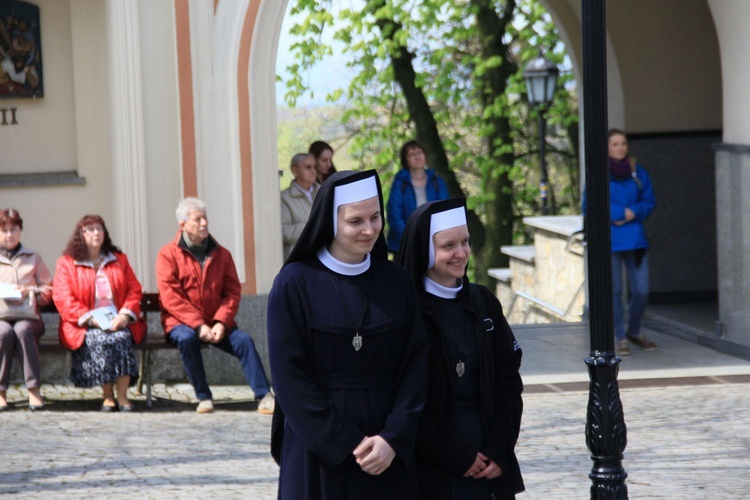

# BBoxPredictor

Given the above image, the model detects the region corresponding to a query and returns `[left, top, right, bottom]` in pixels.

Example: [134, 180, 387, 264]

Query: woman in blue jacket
[608, 129, 658, 356]
[386, 140, 450, 253]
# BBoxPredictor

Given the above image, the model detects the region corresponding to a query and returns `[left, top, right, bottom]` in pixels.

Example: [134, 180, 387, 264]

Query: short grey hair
[176, 197, 206, 223]
[290, 153, 313, 171]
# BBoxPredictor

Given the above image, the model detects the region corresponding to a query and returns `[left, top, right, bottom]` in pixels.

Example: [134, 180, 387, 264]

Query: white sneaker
[617, 340, 631, 356]
[257, 393, 275, 415]
[196, 399, 214, 414]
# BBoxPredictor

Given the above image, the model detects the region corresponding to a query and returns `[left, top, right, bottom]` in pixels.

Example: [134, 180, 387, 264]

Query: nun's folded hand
[473, 452, 502, 480]
[463, 453, 488, 478]
[353, 435, 395, 475]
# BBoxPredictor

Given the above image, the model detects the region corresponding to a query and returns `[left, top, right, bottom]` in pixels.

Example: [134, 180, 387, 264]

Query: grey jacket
[280, 182, 319, 259]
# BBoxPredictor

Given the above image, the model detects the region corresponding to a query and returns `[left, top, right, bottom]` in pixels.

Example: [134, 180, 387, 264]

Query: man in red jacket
[156, 197, 274, 414]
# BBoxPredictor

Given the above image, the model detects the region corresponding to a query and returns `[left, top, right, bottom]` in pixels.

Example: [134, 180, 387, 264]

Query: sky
[274, 3, 353, 107]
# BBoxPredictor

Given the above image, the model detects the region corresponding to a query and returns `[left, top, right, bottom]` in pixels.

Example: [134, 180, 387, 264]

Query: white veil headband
[332, 175, 379, 236]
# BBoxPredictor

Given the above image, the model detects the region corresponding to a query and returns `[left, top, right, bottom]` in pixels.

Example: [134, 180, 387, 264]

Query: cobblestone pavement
[519, 381, 750, 499]
[2, 380, 749, 499]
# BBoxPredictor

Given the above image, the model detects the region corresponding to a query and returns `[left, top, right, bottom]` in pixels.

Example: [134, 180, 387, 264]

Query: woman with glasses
[0, 208, 53, 411]
[386, 140, 450, 254]
[53, 215, 145, 412]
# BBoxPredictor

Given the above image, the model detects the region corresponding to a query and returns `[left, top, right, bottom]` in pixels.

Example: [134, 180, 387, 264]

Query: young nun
[267, 170, 428, 500]
[396, 198, 525, 500]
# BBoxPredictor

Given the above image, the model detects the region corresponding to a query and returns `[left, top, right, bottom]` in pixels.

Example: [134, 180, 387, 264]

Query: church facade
[1, 0, 749, 356]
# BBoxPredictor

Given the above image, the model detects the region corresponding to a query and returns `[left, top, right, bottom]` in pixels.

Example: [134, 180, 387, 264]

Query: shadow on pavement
[13, 398, 261, 413]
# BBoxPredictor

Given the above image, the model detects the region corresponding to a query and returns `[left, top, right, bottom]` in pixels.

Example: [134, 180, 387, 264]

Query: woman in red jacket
[53, 215, 144, 412]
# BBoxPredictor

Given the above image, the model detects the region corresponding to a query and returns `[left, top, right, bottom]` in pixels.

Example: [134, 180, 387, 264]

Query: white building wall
[106, 0, 150, 286]
[709, 1, 750, 355]
[137, 0, 183, 290]
[250, 0, 288, 292]
[708, 0, 750, 145]
[0, 0, 77, 175]
[1, 0, 114, 270]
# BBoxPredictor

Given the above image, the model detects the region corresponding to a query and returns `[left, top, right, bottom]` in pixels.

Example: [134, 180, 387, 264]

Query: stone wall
[532, 229, 586, 322]
[497, 216, 585, 325]
[503, 249, 536, 324]
[714, 144, 750, 359]
[629, 131, 720, 298]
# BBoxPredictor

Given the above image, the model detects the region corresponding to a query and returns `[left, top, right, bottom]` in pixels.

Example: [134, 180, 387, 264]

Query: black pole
[539, 111, 549, 215]
[581, 0, 628, 497]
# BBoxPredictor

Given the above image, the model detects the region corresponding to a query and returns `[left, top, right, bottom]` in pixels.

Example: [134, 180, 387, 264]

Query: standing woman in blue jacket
[608, 129, 658, 355]
[386, 140, 450, 253]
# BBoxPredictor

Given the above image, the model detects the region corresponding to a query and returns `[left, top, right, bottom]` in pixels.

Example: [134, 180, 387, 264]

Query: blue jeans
[168, 324, 270, 401]
[611, 250, 649, 341]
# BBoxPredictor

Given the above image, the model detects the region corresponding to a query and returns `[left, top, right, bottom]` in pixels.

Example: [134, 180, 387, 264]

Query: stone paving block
[2, 382, 749, 498]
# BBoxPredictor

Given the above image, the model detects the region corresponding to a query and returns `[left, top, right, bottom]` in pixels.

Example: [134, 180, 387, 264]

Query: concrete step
[500, 245, 536, 263]
[488, 267, 512, 283]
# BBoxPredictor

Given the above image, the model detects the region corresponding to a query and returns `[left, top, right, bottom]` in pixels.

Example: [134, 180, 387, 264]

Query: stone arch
[541, 0, 723, 311]
[185, 0, 290, 295]
[244, 0, 723, 300]
[247, 0, 291, 293]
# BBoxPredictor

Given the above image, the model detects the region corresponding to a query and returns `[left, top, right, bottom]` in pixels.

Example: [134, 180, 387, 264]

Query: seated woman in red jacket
[53, 215, 145, 412]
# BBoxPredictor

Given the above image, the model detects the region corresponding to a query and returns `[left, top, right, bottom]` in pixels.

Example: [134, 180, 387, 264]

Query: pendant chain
[433, 297, 471, 377]
[329, 276, 368, 351]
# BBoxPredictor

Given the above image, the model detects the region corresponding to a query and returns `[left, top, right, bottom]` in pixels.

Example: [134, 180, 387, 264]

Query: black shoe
[101, 404, 119, 412]
[119, 405, 136, 412]
[28, 405, 46, 412]
[0, 405, 9, 412]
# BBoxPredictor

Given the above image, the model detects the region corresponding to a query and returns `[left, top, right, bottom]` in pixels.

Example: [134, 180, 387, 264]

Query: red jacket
[53, 252, 145, 350]
[155, 231, 241, 334]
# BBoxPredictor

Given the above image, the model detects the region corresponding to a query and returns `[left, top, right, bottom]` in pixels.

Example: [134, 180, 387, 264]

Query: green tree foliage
[276, 105, 356, 188]
[280, 0, 579, 284]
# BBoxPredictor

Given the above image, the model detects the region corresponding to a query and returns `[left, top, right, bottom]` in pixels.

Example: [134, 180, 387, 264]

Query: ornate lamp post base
[585, 353, 628, 498]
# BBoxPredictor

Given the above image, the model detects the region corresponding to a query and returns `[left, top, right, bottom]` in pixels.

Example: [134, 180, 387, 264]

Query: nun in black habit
[395, 198, 525, 499]
[267, 170, 428, 500]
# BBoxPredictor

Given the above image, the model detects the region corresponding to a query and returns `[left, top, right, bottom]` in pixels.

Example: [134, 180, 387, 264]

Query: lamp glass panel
[545, 74, 558, 102]
[527, 75, 547, 104]
[525, 79, 535, 103]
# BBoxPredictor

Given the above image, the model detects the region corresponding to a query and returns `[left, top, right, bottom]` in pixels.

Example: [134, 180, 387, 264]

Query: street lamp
[582, 0, 628, 497]
[524, 54, 559, 215]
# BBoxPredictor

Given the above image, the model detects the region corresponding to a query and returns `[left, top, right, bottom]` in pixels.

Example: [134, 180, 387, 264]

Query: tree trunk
[472, 0, 517, 285]
[367, 0, 487, 255]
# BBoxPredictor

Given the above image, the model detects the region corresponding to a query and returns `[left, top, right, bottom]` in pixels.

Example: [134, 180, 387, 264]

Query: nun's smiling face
[427, 225, 470, 287]
[329, 196, 382, 263]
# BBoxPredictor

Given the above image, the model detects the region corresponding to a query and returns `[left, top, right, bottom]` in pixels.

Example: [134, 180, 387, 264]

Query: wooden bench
[39, 292, 180, 408]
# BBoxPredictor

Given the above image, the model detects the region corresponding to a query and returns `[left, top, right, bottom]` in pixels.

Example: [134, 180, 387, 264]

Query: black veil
[395, 197, 468, 292]
[285, 170, 387, 266]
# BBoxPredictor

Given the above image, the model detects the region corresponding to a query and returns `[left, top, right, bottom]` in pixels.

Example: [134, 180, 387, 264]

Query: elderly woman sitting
[0, 208, 52, 411]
